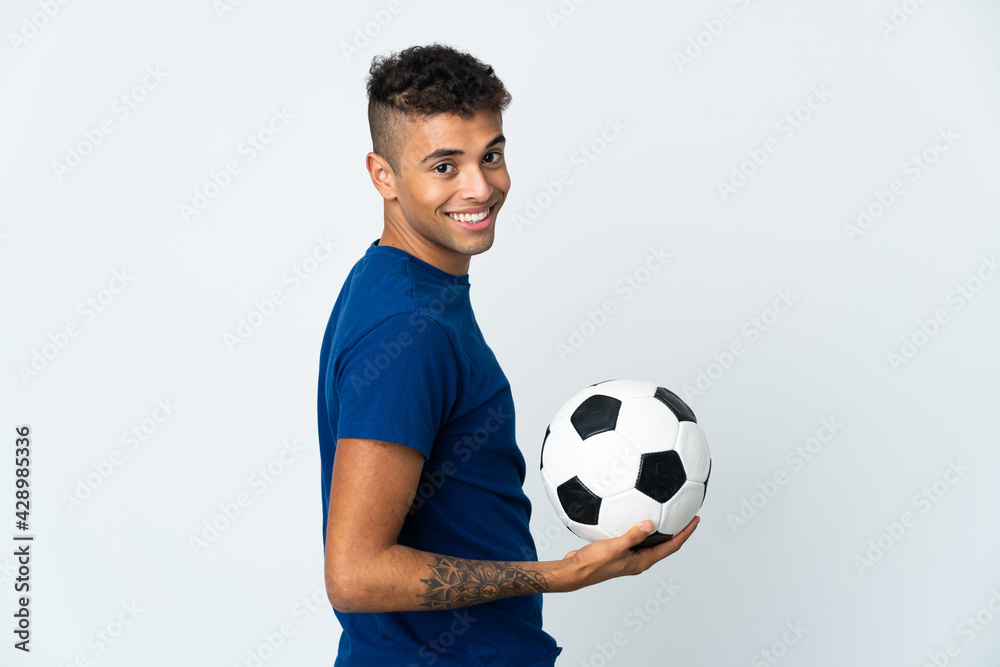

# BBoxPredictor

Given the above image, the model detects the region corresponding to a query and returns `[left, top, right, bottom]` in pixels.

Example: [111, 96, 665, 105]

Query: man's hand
[557, 516, 700, 592]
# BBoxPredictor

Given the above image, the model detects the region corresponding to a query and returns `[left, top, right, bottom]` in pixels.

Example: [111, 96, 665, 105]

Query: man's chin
[462, 231, 496, 257]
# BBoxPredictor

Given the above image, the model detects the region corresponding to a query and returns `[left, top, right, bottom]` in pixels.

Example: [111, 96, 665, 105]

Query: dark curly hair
[366, 43, 512, 173]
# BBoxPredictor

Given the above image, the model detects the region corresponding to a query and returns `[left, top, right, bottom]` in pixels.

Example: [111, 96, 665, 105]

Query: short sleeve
[332, 312, 460, 459]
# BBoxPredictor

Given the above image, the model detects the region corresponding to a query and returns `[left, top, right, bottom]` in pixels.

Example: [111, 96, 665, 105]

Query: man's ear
[366, 152, 398, 201]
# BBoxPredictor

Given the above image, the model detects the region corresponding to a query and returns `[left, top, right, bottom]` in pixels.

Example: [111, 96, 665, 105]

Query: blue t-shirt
[317, 240, 562, 666]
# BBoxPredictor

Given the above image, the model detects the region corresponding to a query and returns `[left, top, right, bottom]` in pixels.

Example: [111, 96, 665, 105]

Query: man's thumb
[626, 520, 655, 546]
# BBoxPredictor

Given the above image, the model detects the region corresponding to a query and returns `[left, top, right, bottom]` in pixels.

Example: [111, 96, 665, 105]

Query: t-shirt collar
[369, 239, 471, 285]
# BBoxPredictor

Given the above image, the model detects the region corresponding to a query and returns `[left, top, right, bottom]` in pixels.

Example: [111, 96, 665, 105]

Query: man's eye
[434, 164, 454, 174]
[484, 151, 503, 164]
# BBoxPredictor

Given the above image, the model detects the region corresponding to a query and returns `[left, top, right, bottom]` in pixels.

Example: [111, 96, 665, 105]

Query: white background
[2, 0, 999, 665]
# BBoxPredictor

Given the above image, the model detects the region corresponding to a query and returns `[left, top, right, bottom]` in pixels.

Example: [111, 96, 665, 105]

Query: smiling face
[367, 109, 509, 276]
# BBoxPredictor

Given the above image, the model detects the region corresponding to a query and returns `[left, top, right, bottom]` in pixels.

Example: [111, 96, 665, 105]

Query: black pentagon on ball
[654, 386, 697, 423]
[636, 450, 687, 503]
[540, 425, 551, 470]
[571, 394, 622, 440]
[556, 476, 602, 525]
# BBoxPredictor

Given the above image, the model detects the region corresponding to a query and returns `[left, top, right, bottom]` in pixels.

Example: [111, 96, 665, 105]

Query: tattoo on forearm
[418, 556, 549, 609]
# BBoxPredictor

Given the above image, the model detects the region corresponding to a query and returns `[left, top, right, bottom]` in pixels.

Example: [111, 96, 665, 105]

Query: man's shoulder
[332, 255, 448, 347]
[339, 245, 467, 323]
[343, 246, 412, 298]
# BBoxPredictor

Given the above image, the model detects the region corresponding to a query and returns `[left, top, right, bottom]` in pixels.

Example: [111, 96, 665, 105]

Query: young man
[317, 44, 699, 666]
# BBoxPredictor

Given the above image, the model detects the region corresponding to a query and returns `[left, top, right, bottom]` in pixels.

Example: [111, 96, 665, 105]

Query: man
[317, 43, 699, 666]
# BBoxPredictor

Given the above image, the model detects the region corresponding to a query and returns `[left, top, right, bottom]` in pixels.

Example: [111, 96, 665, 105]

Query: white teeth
[450, 208, 489, 223]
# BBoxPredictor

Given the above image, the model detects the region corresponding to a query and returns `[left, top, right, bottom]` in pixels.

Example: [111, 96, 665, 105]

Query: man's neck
[377, 226, 471, 277]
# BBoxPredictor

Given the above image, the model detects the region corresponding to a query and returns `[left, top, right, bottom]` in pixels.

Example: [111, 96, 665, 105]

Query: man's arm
[324, 437, 699, 614]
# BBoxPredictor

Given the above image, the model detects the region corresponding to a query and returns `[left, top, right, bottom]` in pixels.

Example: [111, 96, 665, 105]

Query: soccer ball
[540, 379, 711, 547]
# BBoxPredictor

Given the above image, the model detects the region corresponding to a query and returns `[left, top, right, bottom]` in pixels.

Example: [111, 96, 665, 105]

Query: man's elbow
[325, 560, 368, 614]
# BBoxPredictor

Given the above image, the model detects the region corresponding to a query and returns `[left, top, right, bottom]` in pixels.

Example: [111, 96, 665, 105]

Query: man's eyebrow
[419, 134, 506, 164]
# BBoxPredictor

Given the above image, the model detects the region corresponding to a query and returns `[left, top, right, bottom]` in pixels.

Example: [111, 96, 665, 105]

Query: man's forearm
[330, 543, 573, 613]
[328, 520, 698, 614]
[416, 551, 554, 610]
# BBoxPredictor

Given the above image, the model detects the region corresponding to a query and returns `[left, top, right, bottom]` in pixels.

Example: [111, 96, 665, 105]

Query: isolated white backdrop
[2, 0, 999, 665]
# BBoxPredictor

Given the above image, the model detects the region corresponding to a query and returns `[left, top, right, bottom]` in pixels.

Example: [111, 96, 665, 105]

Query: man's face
[378, 109, 509, 275]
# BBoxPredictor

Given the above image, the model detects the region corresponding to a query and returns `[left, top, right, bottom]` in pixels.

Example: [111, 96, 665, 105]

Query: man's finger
[622, 519, 655, 549]
[648, 516, 701, 557]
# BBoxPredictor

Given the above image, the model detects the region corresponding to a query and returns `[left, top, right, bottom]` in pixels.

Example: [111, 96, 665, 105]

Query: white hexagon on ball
[576, 431, 641, 497]
[616, 396, 681, 455]
[659, 480, 706, 535]
[567, 520, 613, 543]
[597, 488, 664, 538]
[675, 421, 710, 483]
[539, 425, 581, 486]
